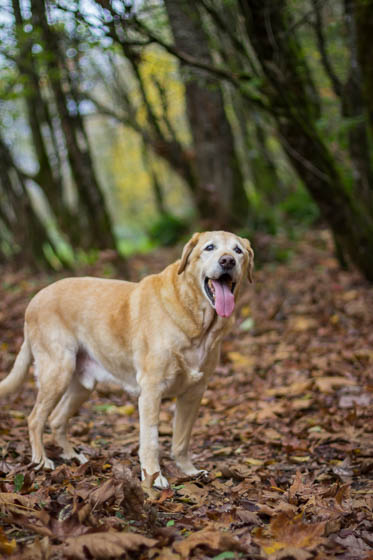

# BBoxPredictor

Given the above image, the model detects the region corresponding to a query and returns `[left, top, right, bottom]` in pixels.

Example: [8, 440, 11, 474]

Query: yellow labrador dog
[0, 231, 253, 488]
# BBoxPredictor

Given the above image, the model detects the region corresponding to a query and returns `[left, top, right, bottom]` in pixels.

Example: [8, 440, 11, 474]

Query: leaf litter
[1, 230, 373, 558]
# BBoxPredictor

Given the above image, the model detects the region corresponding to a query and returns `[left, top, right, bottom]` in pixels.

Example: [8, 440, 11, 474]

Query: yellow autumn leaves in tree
[111, 48, 192, 230]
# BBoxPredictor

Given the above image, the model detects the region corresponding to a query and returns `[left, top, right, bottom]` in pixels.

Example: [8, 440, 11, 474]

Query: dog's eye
[204, 244, 215, 251]
[234, 246, 243, 254]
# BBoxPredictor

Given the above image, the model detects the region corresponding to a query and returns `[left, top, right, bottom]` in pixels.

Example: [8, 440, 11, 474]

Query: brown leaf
[111, 464, 144, 515]
[315, 376, 356, 393]
[334, 534, 371, 555]
[89, 479, 116, 507]
[156, 546, 181, 560]
[288, 471, 306, 504]
[176, 482, 208, 505]
[62, 531, 157, 559]
[173, 529, 244, 558]
[255, 513, 326, 557]
[0, 492, 36, 514]
[141, 469, 160, 500]
[16, 537, 51, 560]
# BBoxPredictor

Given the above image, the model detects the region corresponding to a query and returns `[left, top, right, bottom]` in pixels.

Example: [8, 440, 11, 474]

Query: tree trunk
[164, 0, 249, 229]
[0, 138, 53, 270]
[11, 0, 81, 244]
[240, 0, 373, 280]
[355, 0, 373, 138]
[341, 0, 373, 206]
[30, 0, 117, 251]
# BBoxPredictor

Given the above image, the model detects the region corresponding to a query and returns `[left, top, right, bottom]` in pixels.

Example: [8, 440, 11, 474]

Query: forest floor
[1, 229, 373, 560]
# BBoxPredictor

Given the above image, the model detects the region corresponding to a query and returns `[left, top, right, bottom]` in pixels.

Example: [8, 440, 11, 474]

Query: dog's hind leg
[49, 376, 92, 464]
[28, 349, 76, 470]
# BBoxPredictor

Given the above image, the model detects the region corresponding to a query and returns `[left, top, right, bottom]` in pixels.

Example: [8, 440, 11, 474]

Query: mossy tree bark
[239, 0, 373, 280]
[0, 134, 54, 270]
[30, 0, 117, 251]
[164, 0, 249, 229]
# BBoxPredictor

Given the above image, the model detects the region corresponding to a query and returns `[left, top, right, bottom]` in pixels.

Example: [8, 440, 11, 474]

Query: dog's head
[177, 231, 254, 318]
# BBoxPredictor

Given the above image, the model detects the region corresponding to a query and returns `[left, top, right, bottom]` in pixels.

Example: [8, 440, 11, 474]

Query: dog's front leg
[172, 382, 207, 477]
[138, 386, 168, 489]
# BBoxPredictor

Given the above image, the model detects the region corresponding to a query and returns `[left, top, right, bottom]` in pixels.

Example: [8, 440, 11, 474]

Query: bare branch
[199, 0, 259, 75]
[311, 0, 342, 97]
[133, 16, 248, 85]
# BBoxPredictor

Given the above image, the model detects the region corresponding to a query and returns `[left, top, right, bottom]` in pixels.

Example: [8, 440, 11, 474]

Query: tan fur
[0, 231, 253, 487]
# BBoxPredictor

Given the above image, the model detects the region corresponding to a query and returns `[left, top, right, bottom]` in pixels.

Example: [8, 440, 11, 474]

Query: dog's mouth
[204, 273, 236, 318]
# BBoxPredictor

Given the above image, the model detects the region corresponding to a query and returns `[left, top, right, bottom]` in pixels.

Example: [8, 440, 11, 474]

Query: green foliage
[279, 187, 320, 226]
[147, 213, 190, 247]
[14, 474, 24, 493]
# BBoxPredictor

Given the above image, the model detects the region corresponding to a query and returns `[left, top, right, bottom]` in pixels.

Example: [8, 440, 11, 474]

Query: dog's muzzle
[204, 273, 236, 317]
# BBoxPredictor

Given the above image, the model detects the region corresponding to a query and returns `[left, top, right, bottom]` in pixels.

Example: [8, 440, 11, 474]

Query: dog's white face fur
[178, 231, 254, 318]
[0, 231, 254, 489]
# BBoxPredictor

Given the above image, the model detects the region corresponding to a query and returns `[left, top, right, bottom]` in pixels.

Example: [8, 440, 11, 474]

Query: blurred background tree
[1, 0, 373, 279]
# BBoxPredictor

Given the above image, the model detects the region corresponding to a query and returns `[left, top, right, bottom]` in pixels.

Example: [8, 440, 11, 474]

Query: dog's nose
[219, 254, 236, 270]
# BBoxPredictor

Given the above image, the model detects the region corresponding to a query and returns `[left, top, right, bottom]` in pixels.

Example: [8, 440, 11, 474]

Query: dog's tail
[0, 329, 32, 398]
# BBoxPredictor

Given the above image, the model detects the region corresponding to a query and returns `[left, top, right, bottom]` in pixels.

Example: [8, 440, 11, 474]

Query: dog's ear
[240, 238, 254, 283]
[178, 232, 200, 274]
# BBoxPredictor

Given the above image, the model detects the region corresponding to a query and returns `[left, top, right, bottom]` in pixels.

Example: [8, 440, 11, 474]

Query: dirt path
[1, 230, 373, 559]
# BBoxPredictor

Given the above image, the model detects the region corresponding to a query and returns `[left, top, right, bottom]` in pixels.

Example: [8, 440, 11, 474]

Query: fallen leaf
[0, 528, 16, 556]
[62, 532, 157, 559]
[339, 393, 371, 408]
[115, 404, 135, 416]
[176, 482, 208, 505]
[0, 492, 35, 514]
[255, 513, 326, 558]
[227, 352, 255, 369]
[315, 377, 356, 393]
[173, 529, 243, 558]
[289, 317, 318, 331]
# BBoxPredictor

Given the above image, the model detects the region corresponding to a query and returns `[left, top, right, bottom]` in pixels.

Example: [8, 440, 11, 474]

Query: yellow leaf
[240, 305, 251, 317]
[9, 410, 25, 419]
[289, 316, 317, 331]
[262, 542, 284, 554]
[115, 404, 135, 416]
[245, 457, 264, 466]
[0, 528, 16, 556]
[291, 456, 310, 463]
[270, 486, 285, 493]
[342, 289, 358, 301]
[227, 352, 255, 369]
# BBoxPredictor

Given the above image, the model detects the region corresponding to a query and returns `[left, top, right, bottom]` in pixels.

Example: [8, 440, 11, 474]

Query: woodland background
[1, 1, 373, 559]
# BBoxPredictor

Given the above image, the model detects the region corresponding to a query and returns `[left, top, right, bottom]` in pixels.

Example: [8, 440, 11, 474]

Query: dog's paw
[154, 473, 169, 489]
[194, 469, 209, 478]
[35, 457, 55, 471]
[61, 451, 88, 465]
[76, 453, 89, 465]
[175, 457, 207, 477]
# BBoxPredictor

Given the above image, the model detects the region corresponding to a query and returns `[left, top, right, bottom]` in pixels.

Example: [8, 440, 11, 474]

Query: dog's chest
[162, 340, 220, 398]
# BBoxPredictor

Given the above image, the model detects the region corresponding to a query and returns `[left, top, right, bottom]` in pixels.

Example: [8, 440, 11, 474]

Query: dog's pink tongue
[211, 280, 235, 317]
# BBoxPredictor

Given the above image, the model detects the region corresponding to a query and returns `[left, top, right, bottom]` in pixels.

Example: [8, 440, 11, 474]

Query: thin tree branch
[199, 0, 259, 75]
[133, 16, 251, 84]
[311, 0, 343, 98]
